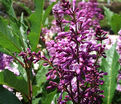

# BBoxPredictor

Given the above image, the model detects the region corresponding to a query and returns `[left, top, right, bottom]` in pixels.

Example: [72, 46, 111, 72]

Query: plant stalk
[26, 68, 32, 104]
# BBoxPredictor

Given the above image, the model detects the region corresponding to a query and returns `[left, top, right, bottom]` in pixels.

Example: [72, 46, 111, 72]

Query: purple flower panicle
[46, 0, 107, 104]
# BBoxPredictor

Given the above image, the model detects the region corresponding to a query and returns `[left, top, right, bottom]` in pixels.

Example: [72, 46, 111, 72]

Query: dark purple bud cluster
[18, 48, 43, 68]
[95, 26, 108, 42]
[46, 0, 107, 104]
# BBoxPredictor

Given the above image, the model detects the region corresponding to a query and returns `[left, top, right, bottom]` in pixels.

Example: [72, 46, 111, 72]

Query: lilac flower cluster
[42, 0, 104, 42]
[46, 0, 107, 104]
[0, 52, 20, 99]
[78, 0, 104, 27]
[117, 30, 121, 65]
[51, 0, 104, 34]
[0, 52, 13, 70]
[117, 71, 121, 92]
[116, 30, 121, 92]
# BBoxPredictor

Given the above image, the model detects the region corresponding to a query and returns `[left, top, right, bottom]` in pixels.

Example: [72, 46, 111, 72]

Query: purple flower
[0, 53, 6, 70]
[117, 30, 121, 65]
[46, 0, 107, 104]
[0, 52, 13, 71]
[116, 71, 121, 92]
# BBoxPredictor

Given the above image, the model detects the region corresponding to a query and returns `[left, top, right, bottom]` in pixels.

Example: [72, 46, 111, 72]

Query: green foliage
[0, 0, 30, 55]
[28, 0, 57, 51]
[110, 14, 121, 34]
[100, 43, 120, 104]
[0, 0, 16, 18]
[16, 1, 31, 15]
[19, 13, 28, 50]
[112, 91, 121, 104]
[33, 62, 49, 97]
[0, 15, 30, 55]
[28, 0, 44, 51]
[14, 57, 27, 81]
[0, 85, 23, 104]
[53, 92, 73, 104]
[32, 62, 57, 104]
[42, 2, 57, 26]
[36, 66, 48, 88]
[104, 7, 121, 34]
[104, 7, 114, 26]
[41, 90, 57, 104]
[0, 17, 22, 53]
[64, 25, 70, 32]
[0, 47, 13, 56]
[0, 69, 28, 96]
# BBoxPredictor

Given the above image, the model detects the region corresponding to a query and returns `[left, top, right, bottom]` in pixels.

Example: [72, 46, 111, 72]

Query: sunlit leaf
[0, 69, 28, 96]
[110, 14, 121, 34]
[42, 2, 56, 26]
[100, 43, 120, 104]
[0, 17, 22, 53]
[104, 7, 114, 26]
[28, 0, 44, 51]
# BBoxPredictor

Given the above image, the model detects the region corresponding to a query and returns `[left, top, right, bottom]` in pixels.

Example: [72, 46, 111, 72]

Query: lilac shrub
[45, 0, 107, 104]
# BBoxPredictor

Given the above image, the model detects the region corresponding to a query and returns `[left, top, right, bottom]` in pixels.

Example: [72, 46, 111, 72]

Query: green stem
[26, 68, 32, 104]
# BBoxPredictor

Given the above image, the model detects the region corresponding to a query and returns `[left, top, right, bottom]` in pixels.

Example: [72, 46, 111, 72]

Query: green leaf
[0, 46, 13, 56]
[110, 14, 121, 34]
[42, 2, 56, 25]
[0, 85, 23, 104]
[8, 14, 28, 52]
[53, 92, 73, 104]
[0, 17, 22, 53]
[104, 7, 114, 26]
[41, 90, 57, 104]
[0, 69, 28, 96]
[0, 0, 16, 18]
[32, 61, 50, 97]
[100, 43, 120, 104]
[33, 64, 48, 96]
[19, 13, 28, 50]
[28, 0, 44, 51]
[36, 66, 48, 87]
[53, 93, 59, 104]
[64, 25, 70, 32]
[16, 2, 31, 15]
[16, 59, 27, 81]
[32, 98, 41, 104]
[104, 7, 121, 34]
